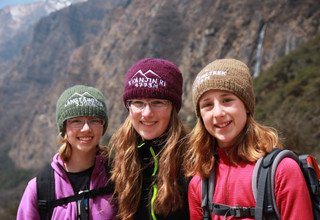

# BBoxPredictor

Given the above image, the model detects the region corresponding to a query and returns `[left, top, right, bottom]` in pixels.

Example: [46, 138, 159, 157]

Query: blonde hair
[57, 135, 72, 162]
[109, 109, 188, 220]
[183, 115, 283, 178]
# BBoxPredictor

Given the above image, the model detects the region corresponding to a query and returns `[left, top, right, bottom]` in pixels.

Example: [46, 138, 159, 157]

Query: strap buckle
[38, 199, 48, 209]
[78, 189, 90, 199]
[78, 189, 90, 194]
[230, 206, 254, 217]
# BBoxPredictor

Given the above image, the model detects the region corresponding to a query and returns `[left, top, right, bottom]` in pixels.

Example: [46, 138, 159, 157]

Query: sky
[0, 0, 41, 9]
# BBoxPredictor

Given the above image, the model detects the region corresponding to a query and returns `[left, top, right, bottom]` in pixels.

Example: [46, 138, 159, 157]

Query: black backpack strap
[37, 165, 55, 220]
[213, 203, 255, 218]
[203, 167, 254, 218]
[201, 168, 215, 220]
[104, 159, 115, 196]
[254, 148, 299, 220]
[254, 148, 281, 220]
[44, 185, 114, 208]
[37, 160, 114, 220]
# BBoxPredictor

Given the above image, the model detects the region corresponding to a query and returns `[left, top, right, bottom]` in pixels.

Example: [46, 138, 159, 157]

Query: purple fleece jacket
[17, 153, 116, 220]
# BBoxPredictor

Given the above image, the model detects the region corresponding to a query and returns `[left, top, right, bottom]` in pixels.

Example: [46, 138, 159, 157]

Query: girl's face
[65, 116, 104, 154]
[199, 90, 248, 148]
[127, 98, 172, 140]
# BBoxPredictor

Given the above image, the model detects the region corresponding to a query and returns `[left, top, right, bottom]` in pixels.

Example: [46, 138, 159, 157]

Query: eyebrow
[199, 97, 211, 103]
[220, 92, 234, 97]
[200, 92, 234, 101]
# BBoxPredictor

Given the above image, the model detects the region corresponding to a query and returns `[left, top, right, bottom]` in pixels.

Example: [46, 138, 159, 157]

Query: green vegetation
[254, 35, 320, 156]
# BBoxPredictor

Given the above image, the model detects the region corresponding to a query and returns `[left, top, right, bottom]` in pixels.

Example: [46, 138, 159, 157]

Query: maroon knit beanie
[123, 58, 183, 112]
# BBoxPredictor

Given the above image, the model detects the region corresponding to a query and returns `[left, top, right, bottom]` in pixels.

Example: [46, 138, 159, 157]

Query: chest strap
[213, 203, 255, 218]
[38, 183, 114, 210]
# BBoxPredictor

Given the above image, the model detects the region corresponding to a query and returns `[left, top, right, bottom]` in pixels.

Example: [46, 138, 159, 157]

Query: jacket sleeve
[188, 175, 203, 220]
[275, 157, 314, 220]
[16, 178, 41, 220]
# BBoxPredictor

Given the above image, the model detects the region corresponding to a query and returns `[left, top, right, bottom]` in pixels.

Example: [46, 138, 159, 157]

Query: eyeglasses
[66, 117, 105, 129]
[126, 99, 171, 112]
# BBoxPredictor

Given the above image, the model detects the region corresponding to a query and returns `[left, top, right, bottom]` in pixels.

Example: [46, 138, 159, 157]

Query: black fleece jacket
[133, 137, 190, 220]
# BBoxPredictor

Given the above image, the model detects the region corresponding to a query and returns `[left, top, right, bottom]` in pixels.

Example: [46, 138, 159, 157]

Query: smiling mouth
[141, 121, 156, 126]
[215, 121, 231, 128]
[78, 137, 93, 141]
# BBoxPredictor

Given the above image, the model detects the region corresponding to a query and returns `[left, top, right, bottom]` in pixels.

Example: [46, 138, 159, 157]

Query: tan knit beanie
[192, 58, 255, 117]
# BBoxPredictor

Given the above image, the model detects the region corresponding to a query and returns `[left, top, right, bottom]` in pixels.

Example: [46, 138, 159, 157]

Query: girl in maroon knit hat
[108, 58, 190, 220]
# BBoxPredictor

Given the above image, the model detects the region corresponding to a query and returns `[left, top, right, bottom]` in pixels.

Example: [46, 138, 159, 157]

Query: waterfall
[285, 33, 296, 55]
[253, 23, 266, 78]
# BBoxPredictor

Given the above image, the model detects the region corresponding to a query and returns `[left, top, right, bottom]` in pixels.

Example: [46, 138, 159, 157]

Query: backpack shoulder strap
[37, 160, 114, 219]
[36, 164, 55, 220]
[201, 168, 215, 220]
[253, 148, 299, 220]
[104, 158, 115, 193]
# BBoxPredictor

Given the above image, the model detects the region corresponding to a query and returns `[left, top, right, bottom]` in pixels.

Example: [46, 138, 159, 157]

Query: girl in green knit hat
[17, 85, 116, 220]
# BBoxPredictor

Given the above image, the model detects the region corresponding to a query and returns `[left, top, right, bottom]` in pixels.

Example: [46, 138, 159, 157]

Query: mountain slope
[1, 0, 319, 170]
[0, 0, 86, 61]
[254, 35, 320, 157]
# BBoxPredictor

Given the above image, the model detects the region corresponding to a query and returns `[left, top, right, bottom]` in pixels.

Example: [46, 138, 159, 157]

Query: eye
[150, 100, 167, 107]
[130, 100, 145, 108]
[222, 98, 233, 103]
[91, 118, 104, 125]
[68, 119, 82, 124]
[199, 101, 213, 110]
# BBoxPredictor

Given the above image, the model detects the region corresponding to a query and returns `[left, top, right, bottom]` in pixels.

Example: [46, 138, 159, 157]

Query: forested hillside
[254, 35, 320, 157]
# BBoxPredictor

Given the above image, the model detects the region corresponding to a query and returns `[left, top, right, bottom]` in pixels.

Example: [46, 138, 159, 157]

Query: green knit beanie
[192, 59, 255, 117]
[56, 85, 108, 136]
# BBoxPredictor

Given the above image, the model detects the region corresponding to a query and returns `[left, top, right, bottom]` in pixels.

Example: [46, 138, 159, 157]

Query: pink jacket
[17, 153, 116, 220]
[188, 149, 313, 220]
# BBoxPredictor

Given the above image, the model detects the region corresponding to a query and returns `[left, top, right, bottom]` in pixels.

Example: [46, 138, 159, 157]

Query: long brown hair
[183, 115, 283, 178]
[109, 109, 188, 220]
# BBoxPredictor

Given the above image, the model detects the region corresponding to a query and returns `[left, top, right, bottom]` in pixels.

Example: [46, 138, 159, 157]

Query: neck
[64, 150, 96, 172]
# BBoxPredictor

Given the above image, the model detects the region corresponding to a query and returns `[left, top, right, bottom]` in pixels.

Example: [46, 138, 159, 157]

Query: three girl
[18, 58, 313, 220]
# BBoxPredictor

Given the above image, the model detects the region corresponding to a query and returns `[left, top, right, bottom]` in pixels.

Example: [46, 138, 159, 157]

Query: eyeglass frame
[126, 99, 172, 112]
[66, 117, 105, 129]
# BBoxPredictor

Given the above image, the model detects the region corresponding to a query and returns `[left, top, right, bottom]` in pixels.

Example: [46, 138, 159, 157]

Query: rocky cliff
[0, 0, 319, 170]
[0, 0, 86, 62]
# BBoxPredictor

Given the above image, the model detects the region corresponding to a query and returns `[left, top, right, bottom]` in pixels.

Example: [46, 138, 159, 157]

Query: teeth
[79, 137, 92, 141]
[215, 121, 230, 128]
[142, 121, 155, 125]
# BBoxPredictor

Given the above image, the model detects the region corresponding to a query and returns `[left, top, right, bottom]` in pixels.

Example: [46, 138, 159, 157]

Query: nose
[212, 104, 225, 117]
[81, 121, 91, 131]
[141, 103, 153, 117]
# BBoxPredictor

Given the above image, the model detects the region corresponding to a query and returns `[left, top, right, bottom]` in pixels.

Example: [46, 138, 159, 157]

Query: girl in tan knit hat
[183, 59, 313, 219]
